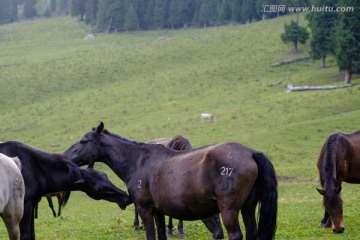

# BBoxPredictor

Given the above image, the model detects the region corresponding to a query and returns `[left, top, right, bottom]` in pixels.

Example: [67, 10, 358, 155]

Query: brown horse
[133, 136, 224, 239]
[34, 191, 70, 218]
[65, 122, 278, 240]
[317, 130, 360, 233]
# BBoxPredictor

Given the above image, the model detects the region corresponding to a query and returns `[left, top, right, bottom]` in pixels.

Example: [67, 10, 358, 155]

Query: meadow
[0, 14, 359, 239]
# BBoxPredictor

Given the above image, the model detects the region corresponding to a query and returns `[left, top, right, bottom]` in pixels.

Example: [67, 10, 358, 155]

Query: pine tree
[50, 0, 57, 13]
[11, 0, 18, 21]
[85, 0, 98, 26]
[108, 0, 126, 31]
[241, 0, 256, 23]
[198, 0, 218, 28]
[144, 0, 155, 29]
[153, 0, 169, 29]
[306, 0, 338, 68]
[335, 0, 360, 84]
[97, 0, 109, 31]
[169, 0, 181, 28]
[281, 20, 309, 53]
[218, 0, 232, 23]
[23, 0, 37, 18]
[231, 0, 242, 23]
[71, 0, 86, 21]
[124, 2, 139, 31]
[0, 0, 11, 23]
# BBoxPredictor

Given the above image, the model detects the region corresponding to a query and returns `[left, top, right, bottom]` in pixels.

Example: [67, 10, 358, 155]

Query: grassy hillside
[0, 15, 359, 239]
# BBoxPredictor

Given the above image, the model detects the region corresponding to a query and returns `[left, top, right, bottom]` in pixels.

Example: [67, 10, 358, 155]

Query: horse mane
[102, 129, 147, 146]
[319, 133, 343, 209]
[66, 161, 83, 179]
[167, 135, 192, 150]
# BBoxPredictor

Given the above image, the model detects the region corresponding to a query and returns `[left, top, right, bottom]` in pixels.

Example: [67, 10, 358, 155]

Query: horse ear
[335, 186, 342, 194]
[316, 188, 325, 195]
[96, 122, 104, 134]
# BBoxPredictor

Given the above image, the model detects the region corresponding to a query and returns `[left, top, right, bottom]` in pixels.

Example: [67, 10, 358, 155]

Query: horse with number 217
[66, 122, 278, 240]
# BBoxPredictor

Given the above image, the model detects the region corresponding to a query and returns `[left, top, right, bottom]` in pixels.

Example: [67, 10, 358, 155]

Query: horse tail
[62, 191, 71, 207]
[252, 151, 278, 240]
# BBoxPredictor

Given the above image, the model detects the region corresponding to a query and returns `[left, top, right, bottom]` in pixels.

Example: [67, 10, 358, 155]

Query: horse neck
[101, 140, 145, 184]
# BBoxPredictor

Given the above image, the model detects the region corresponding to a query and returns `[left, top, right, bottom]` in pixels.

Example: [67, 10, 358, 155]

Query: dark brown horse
[317, 130, 360, 233]
[65, 122, 278, 240]
[0, 141, 132, 240]
[132, 136, 224, 239]
[34, 191, 70, 218]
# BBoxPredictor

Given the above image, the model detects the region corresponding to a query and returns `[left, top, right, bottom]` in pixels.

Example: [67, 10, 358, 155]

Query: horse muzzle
[119, 197, 133, 210]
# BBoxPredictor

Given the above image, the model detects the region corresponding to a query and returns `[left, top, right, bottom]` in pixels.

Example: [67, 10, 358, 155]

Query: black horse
[66, 122, 277, 240]
[0, 141, 132, 240]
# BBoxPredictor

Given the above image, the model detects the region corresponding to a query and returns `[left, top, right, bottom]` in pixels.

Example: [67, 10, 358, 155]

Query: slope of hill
[0, 15, 359, 239]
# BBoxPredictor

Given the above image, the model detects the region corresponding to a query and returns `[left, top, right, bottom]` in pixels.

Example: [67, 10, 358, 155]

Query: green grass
[0, 15, 359, 239]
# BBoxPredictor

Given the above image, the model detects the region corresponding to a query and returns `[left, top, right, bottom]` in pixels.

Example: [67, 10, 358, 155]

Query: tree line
[1, 0, 310, 28]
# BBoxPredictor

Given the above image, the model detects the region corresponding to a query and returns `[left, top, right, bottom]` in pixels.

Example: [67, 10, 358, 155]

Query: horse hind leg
[219, 208, 243, 240]
[167, 217, 174, 238]
[57, 195, 63, 217]
[2, 213, 22, 240]
[240, 189, 258, 240]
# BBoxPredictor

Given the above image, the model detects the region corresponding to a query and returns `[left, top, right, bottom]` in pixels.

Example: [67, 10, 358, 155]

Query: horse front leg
[319, 210, 331, 228]
[19, 202, 34, 240]
[177, 220, 186, 239]
[137, 206, 156, 240]
[134, 208, 140, 232]
[154, 213, 167, 240]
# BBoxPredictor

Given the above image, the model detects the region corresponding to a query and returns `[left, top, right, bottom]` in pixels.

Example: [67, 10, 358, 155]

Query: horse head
[317, 186, 344, 233]
[64, 122, 105, 166]
[72, 162, 132, 210]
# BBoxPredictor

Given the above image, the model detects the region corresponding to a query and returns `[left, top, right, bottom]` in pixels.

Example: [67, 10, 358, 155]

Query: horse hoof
[178, 233, 186, 239]
[167, 233, 173, 238]
[333, 228, 345, 233]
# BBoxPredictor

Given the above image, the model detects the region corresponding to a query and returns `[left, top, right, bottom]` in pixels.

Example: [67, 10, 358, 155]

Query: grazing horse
[65, 122, 278, 240]
[200, 113, 215, 122]
[316, 130, 360, 233]
[132, 136, 224, 239]
[0, 153, 25, 240]
[34, 191, 70, 218]
[0, 141, 132, 240]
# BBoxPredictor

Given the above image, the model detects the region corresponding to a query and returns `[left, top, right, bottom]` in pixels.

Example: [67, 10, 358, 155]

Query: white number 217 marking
[221, 167, 233, 176]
